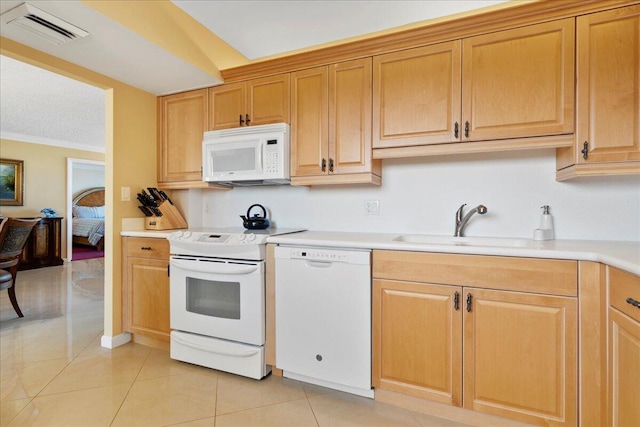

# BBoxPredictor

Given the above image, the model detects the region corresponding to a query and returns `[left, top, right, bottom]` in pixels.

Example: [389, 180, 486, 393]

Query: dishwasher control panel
[289, 248, 349, 262]
[280, 246, 370, 265]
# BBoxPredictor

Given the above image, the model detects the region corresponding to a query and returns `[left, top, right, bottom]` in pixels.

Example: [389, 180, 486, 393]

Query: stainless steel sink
[392, 235, 531, 248]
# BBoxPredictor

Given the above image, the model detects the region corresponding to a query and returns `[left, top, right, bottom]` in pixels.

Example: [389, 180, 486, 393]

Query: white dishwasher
[275, 246, 373, 398]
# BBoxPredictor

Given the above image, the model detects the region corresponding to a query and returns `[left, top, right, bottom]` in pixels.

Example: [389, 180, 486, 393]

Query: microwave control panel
[264, 139, 281, 174]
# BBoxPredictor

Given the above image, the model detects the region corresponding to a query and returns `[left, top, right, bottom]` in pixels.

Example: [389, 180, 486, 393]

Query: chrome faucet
[454, 204, 488, 237]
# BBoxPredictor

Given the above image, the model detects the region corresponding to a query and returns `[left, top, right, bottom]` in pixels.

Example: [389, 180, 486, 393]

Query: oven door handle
[172, 333, 260, 358]
[171, 258, 260, 275]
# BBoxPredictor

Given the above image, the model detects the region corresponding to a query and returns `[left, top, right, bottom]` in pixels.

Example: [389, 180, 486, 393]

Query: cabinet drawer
[373, 250, 577, 296]
[125, 237, 169, 259]
[609, 267, 640, 322]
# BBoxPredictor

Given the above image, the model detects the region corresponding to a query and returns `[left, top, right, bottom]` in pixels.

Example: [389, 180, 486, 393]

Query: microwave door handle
[257, 144, 263, 172]
[171, 258, 259, 275]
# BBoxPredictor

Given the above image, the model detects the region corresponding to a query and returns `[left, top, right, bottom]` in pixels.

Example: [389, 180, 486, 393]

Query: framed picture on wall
[0, 158, 24, 206]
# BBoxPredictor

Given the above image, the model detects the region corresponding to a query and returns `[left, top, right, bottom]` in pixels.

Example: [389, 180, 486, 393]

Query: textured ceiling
[0, 55, 105, 152]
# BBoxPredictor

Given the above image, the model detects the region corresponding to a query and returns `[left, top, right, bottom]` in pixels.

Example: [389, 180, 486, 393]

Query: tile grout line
[107, 344, 153, 427]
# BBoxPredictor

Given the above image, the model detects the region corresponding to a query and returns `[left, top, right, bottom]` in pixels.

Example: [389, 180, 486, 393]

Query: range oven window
[185, 277, 241, 319]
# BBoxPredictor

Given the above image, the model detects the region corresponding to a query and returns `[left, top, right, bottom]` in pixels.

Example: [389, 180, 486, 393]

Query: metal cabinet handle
[321, 158, 326, 172]
[239, 114, 245, 126]
[464, 121, 470, 138]
[329, 158, 334, 173]
[626, 297, 640, 309]
[454, 122, 459, 139]
[466, 293, 472, 312]
[581, 141, 589, 160]
[140, 246, 152, 251]
[245, 114, 251, 126]
[454, 292, 460, 310]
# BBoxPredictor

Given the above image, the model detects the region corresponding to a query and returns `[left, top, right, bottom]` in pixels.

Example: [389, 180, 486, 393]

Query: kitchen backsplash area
[175, 150, 640, 242]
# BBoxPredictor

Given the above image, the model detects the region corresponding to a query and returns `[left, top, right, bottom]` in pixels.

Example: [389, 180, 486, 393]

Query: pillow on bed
[73, 205, 105, 218]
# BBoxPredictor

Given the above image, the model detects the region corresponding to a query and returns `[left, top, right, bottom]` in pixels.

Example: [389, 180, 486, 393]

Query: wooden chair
[0, 218, 39, 318]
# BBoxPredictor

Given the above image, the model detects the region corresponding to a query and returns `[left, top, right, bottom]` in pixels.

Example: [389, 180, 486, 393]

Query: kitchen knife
[138, 205, 153, 217]
[148, 187, 163, 201]
[150, 206, 163, 216]
[140, 189, 157, 206]
[158, 190, 174, 205]
[137, 194, 150, 206]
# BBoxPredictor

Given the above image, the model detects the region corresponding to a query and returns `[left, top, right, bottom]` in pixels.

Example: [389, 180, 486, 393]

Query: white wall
[72, 165, 105, 196]
[196, 150, 640, 242]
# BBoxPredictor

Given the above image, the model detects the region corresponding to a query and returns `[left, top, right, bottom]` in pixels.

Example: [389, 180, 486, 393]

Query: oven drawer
[171, 330, 270, 379]
[125, 237, 169, 259]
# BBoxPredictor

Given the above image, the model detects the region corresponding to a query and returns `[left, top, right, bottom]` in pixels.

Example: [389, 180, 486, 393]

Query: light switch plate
[121, 186, 130, 202]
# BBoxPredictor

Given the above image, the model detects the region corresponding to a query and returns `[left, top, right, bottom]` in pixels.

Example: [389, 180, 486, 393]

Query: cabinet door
[329, 58, 373, 174]
[576, 5, 640, 164]
[209, 82, 245, 130]
[462, 18, 575, 141]
[158, 89, 208, 182]
[125, 257, 170, 341]
[248, 74, 290, 126]
[608, 308, 640, 427]
[291, 66, 329, 176]
[373, 279, 462, 406]
[373, 41, 461, 148]
[463, 288, 577, 426]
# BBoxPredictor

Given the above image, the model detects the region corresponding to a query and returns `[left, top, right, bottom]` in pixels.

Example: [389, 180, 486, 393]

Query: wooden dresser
[18, 217, 64, 270]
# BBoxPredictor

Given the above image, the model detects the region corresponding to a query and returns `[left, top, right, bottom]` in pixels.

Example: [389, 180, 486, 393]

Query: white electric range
[167, 228, 303, 379]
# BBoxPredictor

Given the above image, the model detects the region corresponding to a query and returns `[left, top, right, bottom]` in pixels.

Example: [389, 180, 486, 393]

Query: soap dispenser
[533, 205, 554, 241]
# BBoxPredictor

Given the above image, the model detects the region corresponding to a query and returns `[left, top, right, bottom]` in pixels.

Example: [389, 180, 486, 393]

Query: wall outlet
[121, 186, 130, 202]
[205, 201, 212, 214]
[364, 200, 380, 215]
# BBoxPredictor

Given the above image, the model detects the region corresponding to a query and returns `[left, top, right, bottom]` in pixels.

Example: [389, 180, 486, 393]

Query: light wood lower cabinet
[463, 288, 577, 426]
[607, 267, 640, 427]
[373, 280, 462, 406]
[122, 237, 171, 342]
[373, 250, 578, 426]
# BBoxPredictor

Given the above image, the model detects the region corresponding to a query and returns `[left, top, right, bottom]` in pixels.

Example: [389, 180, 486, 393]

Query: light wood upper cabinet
[462, 18, 575, 141]
[122, 237, 171, 342]
[209, 74, 290, 130]
[373, 18, 575, 154]
[158, 89, 208, 183]
[373, 41, 461, 148]
[291, 66, 328, 177]
[291, 58, 381, 185]
[372, 250, 578, 426]
[608, 267, 640, 427]
[557, 5, 640, 180]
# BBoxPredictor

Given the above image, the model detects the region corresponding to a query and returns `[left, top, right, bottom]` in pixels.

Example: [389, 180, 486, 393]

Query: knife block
[144, 201, 188, 230]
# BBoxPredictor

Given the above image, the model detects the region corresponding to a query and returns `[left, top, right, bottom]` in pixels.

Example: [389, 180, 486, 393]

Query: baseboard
[101, 332, 131, 349]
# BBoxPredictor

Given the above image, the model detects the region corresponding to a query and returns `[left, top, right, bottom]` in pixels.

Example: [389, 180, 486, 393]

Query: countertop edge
[267, 232, 640, 277]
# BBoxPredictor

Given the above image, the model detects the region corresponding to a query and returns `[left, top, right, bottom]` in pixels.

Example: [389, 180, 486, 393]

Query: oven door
[170, 256, 265, 346]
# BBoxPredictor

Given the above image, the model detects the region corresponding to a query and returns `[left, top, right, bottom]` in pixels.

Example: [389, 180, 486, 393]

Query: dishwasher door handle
[305, 260, 334, 268]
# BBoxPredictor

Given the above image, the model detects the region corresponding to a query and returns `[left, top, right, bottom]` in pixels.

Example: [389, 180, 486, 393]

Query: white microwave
[202, 123, 290, 186]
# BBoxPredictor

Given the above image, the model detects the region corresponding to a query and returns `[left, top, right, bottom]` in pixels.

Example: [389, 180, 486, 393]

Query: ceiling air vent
[1, 2, 89, 45]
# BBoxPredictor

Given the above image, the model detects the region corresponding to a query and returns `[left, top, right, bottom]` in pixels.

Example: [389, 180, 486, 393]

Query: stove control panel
[168, 231, 269, 246]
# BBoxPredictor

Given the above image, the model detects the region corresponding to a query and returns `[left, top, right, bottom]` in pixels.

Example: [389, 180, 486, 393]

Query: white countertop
[267, 231, 640, 276]
[120, 229, 640, 276]
[121, 230, 175, 239]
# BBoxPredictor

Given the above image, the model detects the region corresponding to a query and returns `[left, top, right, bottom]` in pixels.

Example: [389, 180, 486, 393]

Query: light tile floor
[0, 259, 519, 427]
